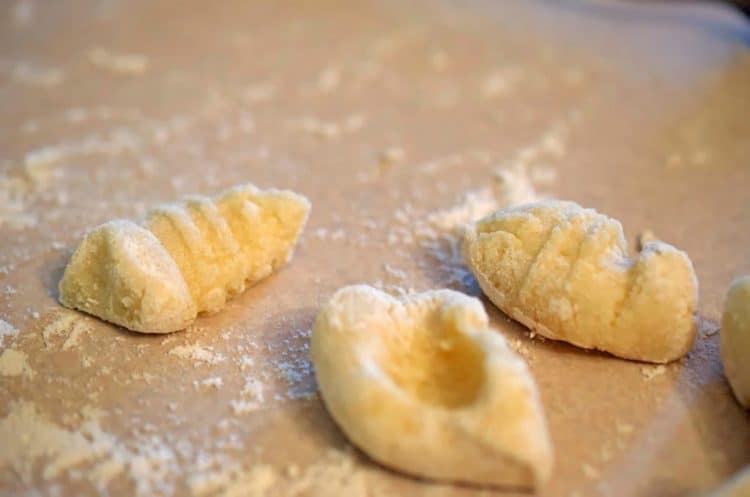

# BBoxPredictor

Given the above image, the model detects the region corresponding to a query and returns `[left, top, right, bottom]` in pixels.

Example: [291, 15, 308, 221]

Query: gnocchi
[59, 183, 310, 333]
[311, 285, 553, 488]
[463, 200, 698, 363]
[720, 276, 750, 408]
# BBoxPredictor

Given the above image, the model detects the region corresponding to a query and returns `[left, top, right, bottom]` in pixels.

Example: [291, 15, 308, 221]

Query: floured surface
[0, 0, 749, 496]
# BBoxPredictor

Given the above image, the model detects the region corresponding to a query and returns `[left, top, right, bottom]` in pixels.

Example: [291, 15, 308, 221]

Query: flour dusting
[0, 348, 34, 378]
[169, 344, 226, 365]
[0, 400, 177, 495]
[0, 319, 18, 348]
[87, 48, 149, 75]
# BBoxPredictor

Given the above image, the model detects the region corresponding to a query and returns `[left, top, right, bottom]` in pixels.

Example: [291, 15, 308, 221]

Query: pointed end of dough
[59, 220, 196, 333]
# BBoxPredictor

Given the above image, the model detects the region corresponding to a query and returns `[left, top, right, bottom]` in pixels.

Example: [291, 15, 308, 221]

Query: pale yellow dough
[59, 184, 310, 333]
[720, 276, 750, 408]
[311, 285, 553, 489]
[463, 200, 698, 363]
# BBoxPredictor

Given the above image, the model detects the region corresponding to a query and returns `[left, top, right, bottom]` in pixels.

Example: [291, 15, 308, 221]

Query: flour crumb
[581, 463, 599, 479]
[87, 48, 149, 75]
[62, 321, 90, 351]
[229, 399, 261, 415]
[169, 344, 226, 365]
[699, 317, 720, 339]
[637, 229, 657, 251]
[382, 263, 407, 281]
[315, 66, 341, 93]
[188, 449, 370, 497]
[42, 311, 91, 350]
[640, 365, 666, 381]
[244, 81, 277, 103]
[238, 355, 255, 371]
[481, 67, 522, 99]
[291, 114, 366, 140]
[379, 146, 405, 167]
[11, 62, 65, 87]
[616, 421, 635, 435]
[222, 465, 277, 497]
[242, 378, 264, 400]
[194, 377, 224, 390]
[0, 348, 35, 378]
[285, 464, 300, 478]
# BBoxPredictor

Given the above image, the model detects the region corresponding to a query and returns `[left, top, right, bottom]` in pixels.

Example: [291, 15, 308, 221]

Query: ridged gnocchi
[720, 276, 750, 408]
[59, 183, 310, 333]
[463, 200, 698, 363]
[311, 285, 553, 488]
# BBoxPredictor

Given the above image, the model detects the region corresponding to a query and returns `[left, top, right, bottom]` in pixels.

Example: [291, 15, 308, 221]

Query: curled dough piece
[463, 200, 698, 363]
[311, 285, 553, 489]
[59, 184, 310, 333]
[720, 276, 750, 408]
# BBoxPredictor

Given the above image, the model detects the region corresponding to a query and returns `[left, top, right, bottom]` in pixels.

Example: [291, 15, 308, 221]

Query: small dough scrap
[720, 277, 750, 408]
[59, 184, 310, 333]
[463, 200, 698, 363]
[311, 285, 553, 488]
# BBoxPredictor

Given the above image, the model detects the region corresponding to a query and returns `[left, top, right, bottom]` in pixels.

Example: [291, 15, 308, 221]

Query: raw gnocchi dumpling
[463, 200, 698, 363]
[311, 285, 553, 488]
[720, 276, 750, 408]
[59, 183, 310, 333]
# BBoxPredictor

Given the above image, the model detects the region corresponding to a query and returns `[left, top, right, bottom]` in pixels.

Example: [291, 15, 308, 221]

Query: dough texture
[720, 276, 750, 408]
[59, 184, 310, 333]
[463, 200, 698, 363]
[311, 285, 553, 489]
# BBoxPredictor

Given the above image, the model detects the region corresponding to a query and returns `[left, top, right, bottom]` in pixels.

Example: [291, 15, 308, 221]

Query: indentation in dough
[463, 200, 698, 363]
[380, 317, 486, 408]
[58, 183, 310, 333]
[311, 285, 552, 488]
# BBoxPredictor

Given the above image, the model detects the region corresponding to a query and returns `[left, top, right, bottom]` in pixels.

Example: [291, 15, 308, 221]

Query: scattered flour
[290, 114, 366, 140]
[87, 48, 149, 75]
[582, 462, 600, 479]
[399, 163, 544, 288]
[0, 400, 177, 495]
[229, 399, 262, 415]
[195, 377, 224, 390]
[616, 421, 635, 435]
[315, 66, 341, 93]
[275, 357, 316, 400]
[640, 365, 667, 381]
[11, 62, 65, 87]
[62, 321, 90, 351]
[243, 82, 277, 103]
[42, 311, 92, 350]
[382, 263, 407, 281]
[0, 348, 34, 378]
[425, 187, 498, 233]
[481, 67, 523, 99]
[230, 378, 266, 415]
[169, 344, 226, 365]
[379, 146, 405, 167]
[0, 318, 19, 348]
[241, 378, 264, 400]
[188, 449, 373, 497]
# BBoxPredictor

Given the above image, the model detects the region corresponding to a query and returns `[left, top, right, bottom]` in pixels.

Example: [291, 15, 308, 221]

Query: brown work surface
[1, 1, 749, 496]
